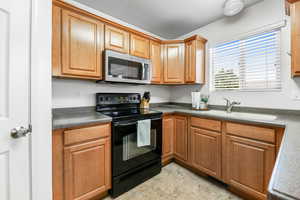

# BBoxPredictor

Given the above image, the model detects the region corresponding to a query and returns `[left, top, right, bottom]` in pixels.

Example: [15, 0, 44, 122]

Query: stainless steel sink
[203, 110, 277, 121]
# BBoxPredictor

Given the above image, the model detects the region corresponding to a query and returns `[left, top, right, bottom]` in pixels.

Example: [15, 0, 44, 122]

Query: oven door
[112, 117, 162, 177]
[105, 50, 151, 84]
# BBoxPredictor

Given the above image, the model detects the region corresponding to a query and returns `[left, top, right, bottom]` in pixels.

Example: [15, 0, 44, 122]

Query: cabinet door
[190, 127, 221, 179]
[61, 9, 104, 79]
[130, 34, 150, 58]
[105, 25, 129, 54]
[150, 41, 162, 83]
[163, 44, 185, 84]
[64, 138, 111, 200]
[185, 40, 196, 83]
[52, 5, 62, 76]
[162, 116, 174, 161]
[226, 135, 275, 199]
[174, 116, 188, 161]
[291, 1, 300, 76]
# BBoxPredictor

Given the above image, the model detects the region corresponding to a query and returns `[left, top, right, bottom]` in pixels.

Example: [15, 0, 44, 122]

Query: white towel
[137, 119, 151, 147]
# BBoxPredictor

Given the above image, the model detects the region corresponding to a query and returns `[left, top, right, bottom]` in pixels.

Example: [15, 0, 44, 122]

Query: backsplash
[52, 78, 171, 108]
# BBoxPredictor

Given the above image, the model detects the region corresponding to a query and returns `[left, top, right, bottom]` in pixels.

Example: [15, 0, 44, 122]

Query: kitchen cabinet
[130, 34, 150, 58]
[224, 122, 276, 199]
[162, 116, 174, 164]
[190, 127, 221, 179]
[225, 135, 275, 199]
[291, 1, 300, 76]
[52, 8, 104, 80]
[150, 41, 163, 83]
[174, 115, 188, 161]
[64, 138, 111, 200]
[163, 43, 185, 84]
[161, 115, 283, 200]
[105, 25, 129, 54]
[53, 123, 111, 200]
[184, 36, 207, 84]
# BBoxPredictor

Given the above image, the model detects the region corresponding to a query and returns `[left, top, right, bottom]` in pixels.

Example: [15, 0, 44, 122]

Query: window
[211, 30, 281, 91]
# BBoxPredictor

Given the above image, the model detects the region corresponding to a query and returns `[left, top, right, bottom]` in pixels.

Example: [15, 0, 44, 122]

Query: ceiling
[73, 0, 263, 39]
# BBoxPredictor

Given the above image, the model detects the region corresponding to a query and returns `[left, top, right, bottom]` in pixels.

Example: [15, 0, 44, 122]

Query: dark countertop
[53, 107, 112, 130]
[151, 104, 300, 200]
[52, 104, 300, 199]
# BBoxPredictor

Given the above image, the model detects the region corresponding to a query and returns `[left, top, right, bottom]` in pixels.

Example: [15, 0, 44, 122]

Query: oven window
[108, 57, 143, 80]
[123, 129, 157, 161]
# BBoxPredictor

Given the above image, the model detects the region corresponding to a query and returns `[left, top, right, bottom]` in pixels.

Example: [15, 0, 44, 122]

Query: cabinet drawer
[64, 123, 110, 145]
[226, 122, 275, 143]
[191, 117, 221, 132]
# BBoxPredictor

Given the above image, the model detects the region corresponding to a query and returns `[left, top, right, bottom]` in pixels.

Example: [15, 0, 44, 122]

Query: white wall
[52, 0, 170, 108]
[171, 0, 300, 110]
[52, 79, 171, 108]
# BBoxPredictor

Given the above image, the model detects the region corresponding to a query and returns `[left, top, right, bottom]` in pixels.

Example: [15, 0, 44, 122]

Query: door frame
[30, 0, 52, 199]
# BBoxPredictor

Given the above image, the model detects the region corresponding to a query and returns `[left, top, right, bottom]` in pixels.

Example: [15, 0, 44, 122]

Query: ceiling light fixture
[223, 0, 245, 16]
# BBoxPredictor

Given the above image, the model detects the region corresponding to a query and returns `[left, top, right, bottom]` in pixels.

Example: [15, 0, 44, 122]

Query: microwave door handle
[141, 64, 145, 80]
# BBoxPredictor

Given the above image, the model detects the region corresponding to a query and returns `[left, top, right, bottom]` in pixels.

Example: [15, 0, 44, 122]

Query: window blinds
[211, 30, 281, 91]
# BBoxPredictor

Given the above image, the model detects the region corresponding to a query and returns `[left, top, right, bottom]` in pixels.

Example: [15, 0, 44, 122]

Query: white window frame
[210, 29, 282, 92]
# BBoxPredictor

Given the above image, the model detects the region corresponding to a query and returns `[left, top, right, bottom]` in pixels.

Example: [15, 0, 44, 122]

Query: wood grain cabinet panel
[52, 5, 62, 77]
[162, 116, 174, 163]
[191, 117, 221, 132]
[64, 138, 111, 200]
[61, 9, 104, 79]
[226, 122, 275, 143]
[130, 34, 150, 58]
[225, 135, 275, 199]
[174, 116, 188, 161]
[150, 41, 162, 83]
[184, 37, 206, 84]
[291, 1, 300, 76]
[105, 25, 129, 54]
[163, 44, 185, 84]
[190, 127, 221, 179]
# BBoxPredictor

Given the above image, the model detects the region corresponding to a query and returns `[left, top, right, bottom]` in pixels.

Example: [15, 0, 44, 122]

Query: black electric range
[96, 93, 162, 198]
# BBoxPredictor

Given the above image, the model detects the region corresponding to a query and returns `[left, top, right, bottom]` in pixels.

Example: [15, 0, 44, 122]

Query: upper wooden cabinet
[162, 116, 174, 164]
[163, 43, 185, 84]
[174, 115, 188, 161]
[291, 1, 300, 76]
[52, 7, 104, 80]
[185, 36, 207, 84]
[105, 25, 129, 54]
[150, 41, 162, 83]
[130, 34, 150, 59]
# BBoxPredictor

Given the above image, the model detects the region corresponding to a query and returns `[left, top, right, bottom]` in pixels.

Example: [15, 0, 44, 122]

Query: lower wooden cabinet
[53, 123, 111, 200]
[225, 135, 276, 199]
[162, 116, 174, 164]
[161, 116, 283, 200]
[64, 138, 111, 200]
[190, 127, 221, 179]
[174, 115, 188, 161]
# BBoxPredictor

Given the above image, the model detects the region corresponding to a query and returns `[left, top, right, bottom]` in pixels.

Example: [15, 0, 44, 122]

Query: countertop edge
[52, 118, 112, 130]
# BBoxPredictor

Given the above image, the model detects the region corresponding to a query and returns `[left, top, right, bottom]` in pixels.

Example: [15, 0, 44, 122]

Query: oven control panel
[96, 93, 141, 105]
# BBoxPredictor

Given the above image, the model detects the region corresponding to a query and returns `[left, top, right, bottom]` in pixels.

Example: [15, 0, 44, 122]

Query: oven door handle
[114, 121, 137, 127]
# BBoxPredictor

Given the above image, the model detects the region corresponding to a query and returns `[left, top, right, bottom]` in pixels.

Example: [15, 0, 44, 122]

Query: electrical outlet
[293, 94, 300, 101]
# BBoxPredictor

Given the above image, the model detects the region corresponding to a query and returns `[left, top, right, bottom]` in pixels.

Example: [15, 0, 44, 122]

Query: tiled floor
[104, 163, 241, 200]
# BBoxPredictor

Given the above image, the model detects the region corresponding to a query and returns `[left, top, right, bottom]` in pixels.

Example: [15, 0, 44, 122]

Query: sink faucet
[224, 98, 241, 113]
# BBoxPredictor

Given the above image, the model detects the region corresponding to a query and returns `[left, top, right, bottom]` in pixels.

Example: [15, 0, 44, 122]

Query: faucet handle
[232, 101, 241, 105]
[224, 98, 230, 105]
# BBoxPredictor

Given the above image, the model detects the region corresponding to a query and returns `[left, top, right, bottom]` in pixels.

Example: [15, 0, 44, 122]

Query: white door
[0, 0, 31, 199]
